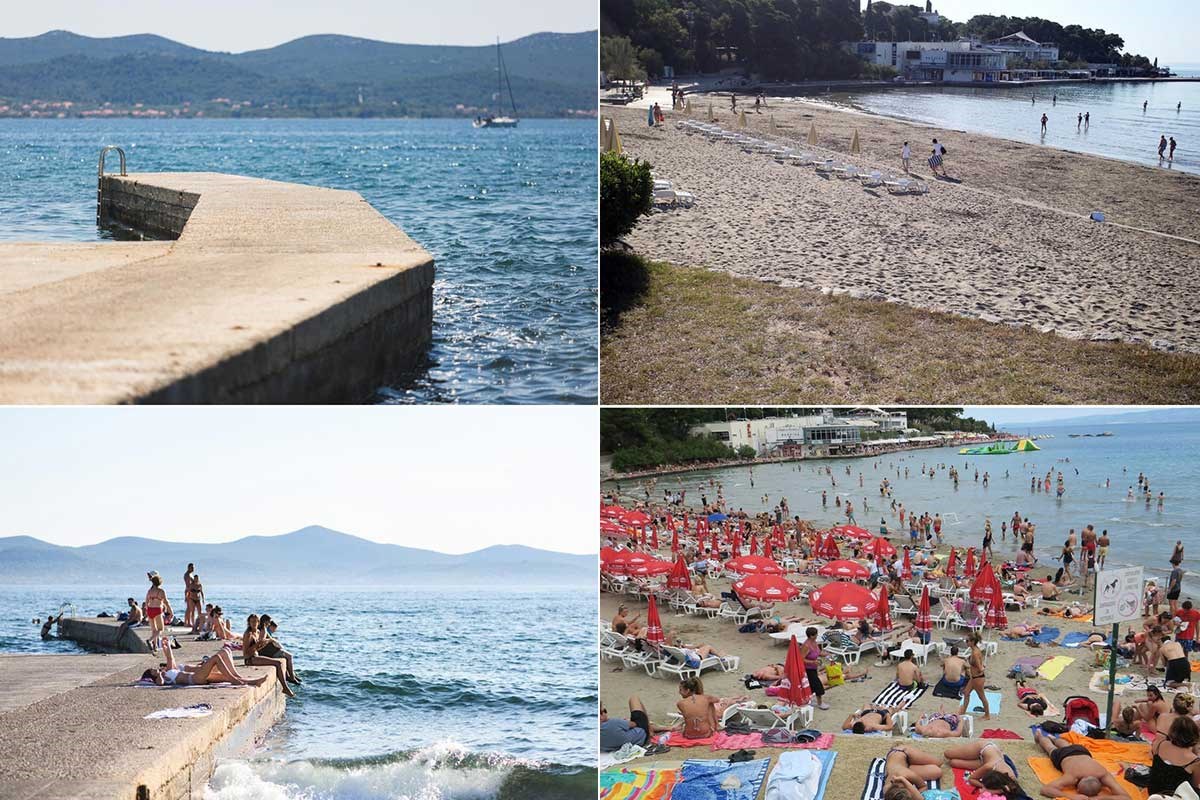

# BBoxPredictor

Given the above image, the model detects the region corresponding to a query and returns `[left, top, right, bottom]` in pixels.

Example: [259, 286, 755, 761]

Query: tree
[600, 152, 653, 248]
[601, 36, 647, 82]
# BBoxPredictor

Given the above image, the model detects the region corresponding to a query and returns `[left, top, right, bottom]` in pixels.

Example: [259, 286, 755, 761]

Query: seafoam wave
[203, 743, 595, 800]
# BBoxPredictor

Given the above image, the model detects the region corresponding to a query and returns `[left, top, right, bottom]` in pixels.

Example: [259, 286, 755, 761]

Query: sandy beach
[600, 527, 1195, 798]
[608, 100, 1200, 352]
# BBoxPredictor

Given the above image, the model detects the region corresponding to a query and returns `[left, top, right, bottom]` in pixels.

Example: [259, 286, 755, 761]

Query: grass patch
[601, 258, 1200, 404]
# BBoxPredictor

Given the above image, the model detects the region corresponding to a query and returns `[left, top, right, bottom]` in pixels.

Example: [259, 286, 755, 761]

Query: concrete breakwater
[0, 618, 287, 800]
[0, 171, 435, 403]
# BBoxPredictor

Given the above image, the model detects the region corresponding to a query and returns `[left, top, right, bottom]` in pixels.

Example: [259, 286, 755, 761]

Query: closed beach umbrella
[832, 525, 872, 540]
[726, 555, 784, 575]
[769, 114, 778, 133]
[875, 584, 892, 631]
[851, 129, 861, 154]
[671, 528, 679, 555]
[809, 581, 879, 620]
[820, 533, 841, 560]
[946, 547, 958, 578]
[864, 537, 896, 558]
[915, 585, 933, 641]
[818, 559, 870, 580]
[667, 556, 692, 590]
[964, 548, 976, 577]
[738, 109, 747, 128]
[763, 539, 774, 560]
[749, 534, 758, 556]
[651, 526, 659, 551]
[707, 103, 714, 122]
[644, 595, 665, 647]
[648, 105, 655, 127]
[970, 561, 1003, 607]
[783, 635, 812, 707]
[807, 121, 818, 145]
[734, 574, 801, 602]
[733, 530, 742, 555]
[985, 593, 1008, 630]
[901, 549, 913, 580]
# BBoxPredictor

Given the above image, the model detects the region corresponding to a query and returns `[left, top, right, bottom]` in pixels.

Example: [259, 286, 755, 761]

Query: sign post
[1093, 565, 1144, 732]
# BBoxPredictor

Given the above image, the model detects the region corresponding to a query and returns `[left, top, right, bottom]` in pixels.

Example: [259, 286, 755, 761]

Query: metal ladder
[96, 145, 127, 224]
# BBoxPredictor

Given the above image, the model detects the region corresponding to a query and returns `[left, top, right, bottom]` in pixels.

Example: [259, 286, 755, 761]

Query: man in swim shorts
[600, 695, 671, 751]
[913, 711, 963, 737]
[1034, 730, 1132, 798]
[843, 703, 905, 734]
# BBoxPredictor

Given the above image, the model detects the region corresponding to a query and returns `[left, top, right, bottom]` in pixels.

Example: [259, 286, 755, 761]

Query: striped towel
[862, 757, 941, 800]
[601, 768, 680, 800]
[872, 681, 927, 707]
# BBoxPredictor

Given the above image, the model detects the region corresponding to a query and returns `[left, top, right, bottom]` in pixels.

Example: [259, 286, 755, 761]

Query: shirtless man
[1034, 730, 1131, 798]
[844, 703, 906, 733]
[183, 563, 197, 626]
[612, 605, 640, 633]
[676, 677, 719, 739]
[600, 695, 675, 751]
[1041, 575, 1061, 601]
[914, 709, 965, 737]
[940, 646, 967, 695]
[882, 745, 944, 800]
[144, 571, 172, 650]
[896, 651, 925, 691]
[1157, 636, 1191, 688]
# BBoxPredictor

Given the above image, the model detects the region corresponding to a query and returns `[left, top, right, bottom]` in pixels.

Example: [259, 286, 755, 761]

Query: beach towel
[1013, 655, 1049, 675]
[765, 749, 837, 800]
[953, 756, 1026, 800]
[135, 680, 238, 690]
[601, 768, 681, 800]
[1029, 626, 1060, 644]
[861, 757, 942, 800]
[966, 689, 1003, 714]
[933, 677, 964, 700]
[1060, 632, 1097, 648]
[674, 757, 771, 800]
[600, 745, 647, 770]
[665, 732, 718, 748]
[144, 703, 213, 719]
[1038, 656, 1076, 681]
[981, 729, 1024, 740]
[779, 733, 835, 750]
[1088, 670, 1146, 696]
[712, 732, 763, 750]
[1027, 731, 1150, 800]
[873, 681, 927, 707]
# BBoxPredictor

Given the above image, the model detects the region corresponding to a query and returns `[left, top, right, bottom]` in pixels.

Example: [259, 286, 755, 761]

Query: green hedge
[600, 151, 652, 248]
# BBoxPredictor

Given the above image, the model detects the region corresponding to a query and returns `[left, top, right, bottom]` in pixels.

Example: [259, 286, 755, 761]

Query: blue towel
[675, 758, 771, 800]
[1028, 626, 1060, 644]
[1061, 632, 1110, 648]
[966, 689, 1003, 713]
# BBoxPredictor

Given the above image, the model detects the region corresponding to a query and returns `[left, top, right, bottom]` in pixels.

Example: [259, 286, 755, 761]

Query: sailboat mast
[501, 43, 518, 117]
[496, 37, 502, 116]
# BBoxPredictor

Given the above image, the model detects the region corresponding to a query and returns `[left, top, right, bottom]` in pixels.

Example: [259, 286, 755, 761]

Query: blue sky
[0, 407, 595, 554]
[5, 0, 597, 51]
[862, 0, 1195, 65]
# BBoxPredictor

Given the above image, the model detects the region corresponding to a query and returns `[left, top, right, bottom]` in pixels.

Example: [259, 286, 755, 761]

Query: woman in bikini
[143, 572, 172, 650]
[944, 741, 1018, 787]
[142, 636, 267, 688]
[958, 632, 991, 720]
[1135, 686, 1170, 725]
[882, 744, 944, 800]
[186, 573, 204, 627]
[183, 564, 197, 627]
[208, 606, 233, 640]
[676, 677, 719, 740]
[241, 614, 296, 698]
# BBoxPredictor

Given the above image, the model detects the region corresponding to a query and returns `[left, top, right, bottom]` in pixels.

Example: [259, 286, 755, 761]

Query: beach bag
[825, 662, 845, 687]
[1065, 695, 1100, 728]
[762, 728, 795, 745]
[1039, 720, 1069, 734]
[1124, 765, 1152, 788]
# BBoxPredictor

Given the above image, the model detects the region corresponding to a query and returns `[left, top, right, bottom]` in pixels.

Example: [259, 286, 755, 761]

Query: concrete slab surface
[0, 172, 434, 403]
[0, 654, 148, 715]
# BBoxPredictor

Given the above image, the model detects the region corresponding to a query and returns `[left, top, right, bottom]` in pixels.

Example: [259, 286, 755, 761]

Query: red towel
[664, 732, 717, 748]
[953, 768, 980, 800]
[981, 728, 1024, 740]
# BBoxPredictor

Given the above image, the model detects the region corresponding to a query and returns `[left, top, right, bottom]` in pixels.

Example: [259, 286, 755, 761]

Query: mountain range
[1017, 407, 1200, 427]
[0, 29, 597, 117]
[0, 525, 594, 587]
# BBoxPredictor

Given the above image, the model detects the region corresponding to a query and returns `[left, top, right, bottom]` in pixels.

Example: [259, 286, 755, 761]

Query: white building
[690, 409, 890, 457]
[849, 39, 1008, 82]
[986, 31, 1060, 64]
[843, 406, 909, 432]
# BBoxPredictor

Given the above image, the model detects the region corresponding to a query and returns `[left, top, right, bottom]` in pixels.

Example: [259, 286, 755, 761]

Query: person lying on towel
[1033, 729, 1132, 799]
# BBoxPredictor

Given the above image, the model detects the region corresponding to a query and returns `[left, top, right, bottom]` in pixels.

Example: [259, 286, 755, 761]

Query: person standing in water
[1159, 135, 1169, 160]
[1041, 113, 1048, 134]
[1084, 111, 1090, 127]
[1169, 137, 1177, 160]
[1144, 100, 1149, 112]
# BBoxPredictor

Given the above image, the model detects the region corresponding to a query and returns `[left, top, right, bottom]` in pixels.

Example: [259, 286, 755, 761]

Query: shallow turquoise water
[0, 118, 598, 404]
[0, 585, 597, 798]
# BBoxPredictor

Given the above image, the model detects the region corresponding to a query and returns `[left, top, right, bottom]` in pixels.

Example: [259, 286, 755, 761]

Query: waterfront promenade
[0, 618, 286, 800]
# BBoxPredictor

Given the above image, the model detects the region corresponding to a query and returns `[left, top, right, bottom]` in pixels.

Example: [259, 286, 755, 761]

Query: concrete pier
[0, 618, 287, 800]
[0, 172, 435, 403]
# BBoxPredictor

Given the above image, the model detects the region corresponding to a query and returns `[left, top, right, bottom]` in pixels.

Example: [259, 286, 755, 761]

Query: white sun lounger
[657, 645, 740, 680]
[717, 603, 766, 626]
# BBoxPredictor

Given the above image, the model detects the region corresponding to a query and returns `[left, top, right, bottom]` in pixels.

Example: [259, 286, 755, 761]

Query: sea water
[820, 73, 1200, 175]
[0, 118, 598, 404]
[605, 421, 1200, 593]
[0, 585, 597, 799]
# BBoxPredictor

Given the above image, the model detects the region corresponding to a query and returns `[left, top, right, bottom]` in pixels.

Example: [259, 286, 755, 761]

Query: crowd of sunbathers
[130, 565, 300, 698]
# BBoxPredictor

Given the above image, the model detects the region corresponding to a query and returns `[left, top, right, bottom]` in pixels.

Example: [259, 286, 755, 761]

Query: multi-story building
[849, 39, 1008, 83]
[986, 31, 1060, 64]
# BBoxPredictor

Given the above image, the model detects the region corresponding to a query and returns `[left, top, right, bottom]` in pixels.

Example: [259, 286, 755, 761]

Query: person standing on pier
[183, 563, 197, 626]
[144, 571, 171, 650]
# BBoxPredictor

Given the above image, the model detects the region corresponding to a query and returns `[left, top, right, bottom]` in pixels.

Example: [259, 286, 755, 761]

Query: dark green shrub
[600, 151, 652, 248]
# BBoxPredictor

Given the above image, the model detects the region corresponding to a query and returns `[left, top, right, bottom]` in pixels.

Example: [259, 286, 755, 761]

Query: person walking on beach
[958, 632, 991, 720]
[1159, 135, 1169, 160]
[802, 627, 831, 710]
[1040, 113, 1048, 134]
[1169, 137, 1177, 160]
[928, 138, 947, 177]
[901, 141, 911, 173]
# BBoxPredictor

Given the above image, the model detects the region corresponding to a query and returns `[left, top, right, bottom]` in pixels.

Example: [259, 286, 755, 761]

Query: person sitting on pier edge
[242, 614, 296, 697]
[257, 614, 301, 684]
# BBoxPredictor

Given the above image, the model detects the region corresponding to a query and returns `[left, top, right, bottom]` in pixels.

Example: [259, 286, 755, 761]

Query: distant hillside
[1027, 408, 1200, 427]
[0, 29, 597, 117]
[0, 525, 595, 587]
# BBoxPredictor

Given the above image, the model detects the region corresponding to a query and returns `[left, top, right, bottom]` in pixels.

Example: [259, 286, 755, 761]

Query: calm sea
[605, 421, 1200, 593]
[820, 75, 1200, 175]
[0, 585, 597, 799]
[0, 118, 598, 404]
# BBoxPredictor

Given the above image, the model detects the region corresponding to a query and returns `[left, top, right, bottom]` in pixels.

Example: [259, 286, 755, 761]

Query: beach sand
[601, 557, 1179, 798]
[608, 100, 1200, 352]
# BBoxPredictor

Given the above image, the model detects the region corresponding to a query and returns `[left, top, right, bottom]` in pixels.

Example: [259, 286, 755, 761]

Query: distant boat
[473, 37, 519, 129]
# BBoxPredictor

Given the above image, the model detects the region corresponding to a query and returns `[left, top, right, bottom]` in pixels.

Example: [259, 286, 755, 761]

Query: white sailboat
[473, 37, 519, 128]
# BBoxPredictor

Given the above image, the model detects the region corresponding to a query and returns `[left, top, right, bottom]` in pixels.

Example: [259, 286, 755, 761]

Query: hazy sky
[862, 0, 1196, 64]
[962, 406, 1168, 426]
[0, 407, 594, 555]
[4, 0, 597, 51]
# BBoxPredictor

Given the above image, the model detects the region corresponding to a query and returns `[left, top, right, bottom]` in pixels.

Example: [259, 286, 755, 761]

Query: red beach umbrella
[946, 547, 958, 578]
[901, 548, 913, 580]
[832, 525, 872, 540]
[600, 519, 625, 535]
[809, 581, 879, 620]
[644, 595, 665, 646]
[733, 574, 801, 602]
[601, 505, 626, 519]
[864, 537, 896, 558]
[969, 561, 1003, 606]
[964, 547, 976, 577]
[606, 550, 654, 574]
[651, 526, 659, 550]
[783, 635, 812, 707]
[628, 558, 673, 577]
[817, 559, 870, 580]
[985, 593, 1008, 629]
[671, 528, 679, 555]
[820, 533, 841, 560]
[725, 555, 784, 575]
[622, 510, 651, 526]
[915, 585, 933, 640]
[667, 556, 692, 590]
[600, 547, 621, 571]
[875, 584, 893, 631]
